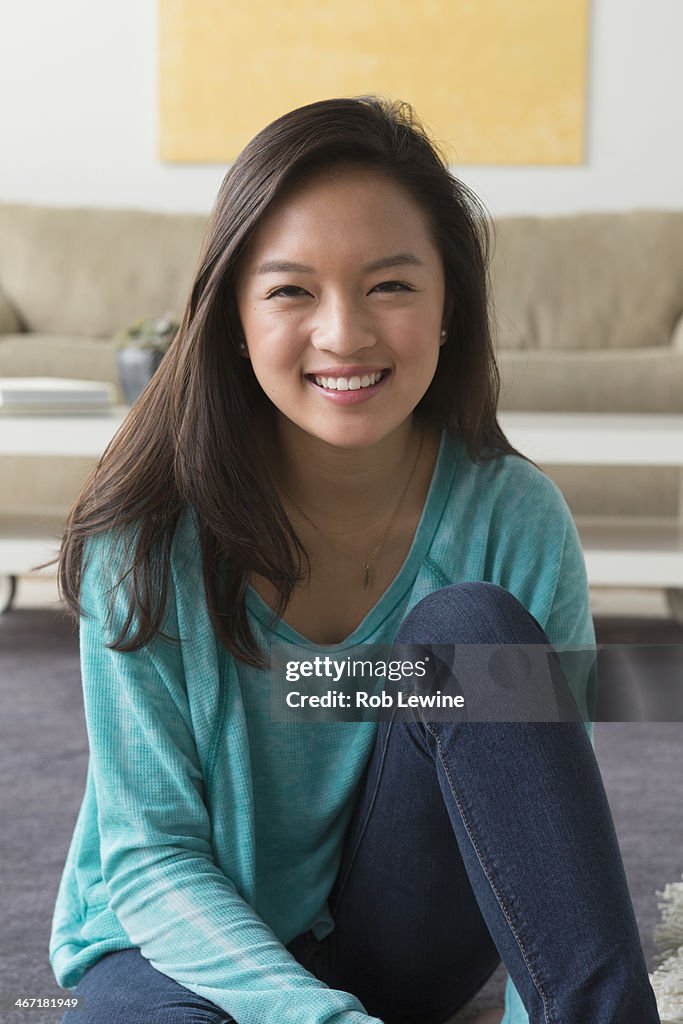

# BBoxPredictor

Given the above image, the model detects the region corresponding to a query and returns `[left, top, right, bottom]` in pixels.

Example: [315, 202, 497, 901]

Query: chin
[316, 421, 407, 451]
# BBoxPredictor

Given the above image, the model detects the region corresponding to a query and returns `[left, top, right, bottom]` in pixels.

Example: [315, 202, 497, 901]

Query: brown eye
[371, 281, 414, 293]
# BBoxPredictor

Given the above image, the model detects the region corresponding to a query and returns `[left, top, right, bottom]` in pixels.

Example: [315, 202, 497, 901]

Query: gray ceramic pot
[117, 348, 166, 405]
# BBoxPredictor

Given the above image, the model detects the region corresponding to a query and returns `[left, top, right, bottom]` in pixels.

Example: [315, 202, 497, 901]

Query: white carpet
[651, 876, 683, 1023]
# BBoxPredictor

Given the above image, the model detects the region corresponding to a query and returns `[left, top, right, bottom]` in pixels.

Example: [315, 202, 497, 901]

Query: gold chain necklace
[282, 425, 425, 590]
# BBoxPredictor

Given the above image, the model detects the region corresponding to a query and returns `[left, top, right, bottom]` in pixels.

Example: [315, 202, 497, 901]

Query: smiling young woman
[234, 164, 445, 450]
[47, 98, 661, 1024]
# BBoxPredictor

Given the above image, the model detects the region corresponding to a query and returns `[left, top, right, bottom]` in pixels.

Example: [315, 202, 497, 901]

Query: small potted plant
[115, 313, 179, 404]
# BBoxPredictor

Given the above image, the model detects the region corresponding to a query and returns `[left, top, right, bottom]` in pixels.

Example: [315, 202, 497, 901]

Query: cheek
[395, 323, 440, 365]
[249, 339, 307, 392]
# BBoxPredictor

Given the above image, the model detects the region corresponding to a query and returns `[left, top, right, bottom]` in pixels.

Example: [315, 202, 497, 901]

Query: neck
[268, 416, 425, 529]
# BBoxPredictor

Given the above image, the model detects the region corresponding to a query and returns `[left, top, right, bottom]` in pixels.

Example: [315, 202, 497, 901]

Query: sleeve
[79, 530, 382, 1024]
[492, 465, 597, 733]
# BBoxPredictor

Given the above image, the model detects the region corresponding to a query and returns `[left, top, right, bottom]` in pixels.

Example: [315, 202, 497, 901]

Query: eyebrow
[254, 252, 424, 275]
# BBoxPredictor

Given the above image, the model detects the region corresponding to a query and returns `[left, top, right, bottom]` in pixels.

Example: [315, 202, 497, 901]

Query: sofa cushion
[0, 333, 123, 401]
[490, 211, 683, 351]
[0, 204, 207, 338]
[498, 346, 683, 412]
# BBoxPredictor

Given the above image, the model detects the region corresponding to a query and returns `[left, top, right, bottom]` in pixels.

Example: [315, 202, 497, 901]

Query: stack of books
[0, 378, 115, 414]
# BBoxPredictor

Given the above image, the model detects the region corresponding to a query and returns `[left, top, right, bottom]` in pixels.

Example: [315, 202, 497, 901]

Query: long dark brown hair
[43, 95, 525, 667]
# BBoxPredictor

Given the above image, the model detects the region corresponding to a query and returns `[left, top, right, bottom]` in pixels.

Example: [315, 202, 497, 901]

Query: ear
[228, 294, 250, 358]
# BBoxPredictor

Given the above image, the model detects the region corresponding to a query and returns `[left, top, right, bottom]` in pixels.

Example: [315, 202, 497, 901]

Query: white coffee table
[499, 412, 683, 586]
[1, 409, 682, 617]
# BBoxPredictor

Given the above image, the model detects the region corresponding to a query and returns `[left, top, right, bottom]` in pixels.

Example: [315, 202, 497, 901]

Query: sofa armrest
[0, 288, 20, 334]
[671, 311, 683, 352]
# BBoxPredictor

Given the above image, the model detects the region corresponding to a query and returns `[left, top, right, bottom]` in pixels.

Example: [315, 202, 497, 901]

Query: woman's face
[234, 164, 446, 451]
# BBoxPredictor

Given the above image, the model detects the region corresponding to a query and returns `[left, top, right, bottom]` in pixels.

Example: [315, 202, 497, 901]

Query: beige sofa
[1, 203, 682, 520]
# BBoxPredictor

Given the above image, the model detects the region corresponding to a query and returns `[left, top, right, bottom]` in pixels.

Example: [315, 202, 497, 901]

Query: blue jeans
[62, 583, 660, 1023]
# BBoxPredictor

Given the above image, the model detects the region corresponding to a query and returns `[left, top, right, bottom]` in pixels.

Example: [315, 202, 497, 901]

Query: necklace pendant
[363, 564, 372, 589]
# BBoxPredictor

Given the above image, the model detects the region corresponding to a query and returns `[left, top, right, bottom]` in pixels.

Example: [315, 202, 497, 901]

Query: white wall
[0, 0, 681, 217]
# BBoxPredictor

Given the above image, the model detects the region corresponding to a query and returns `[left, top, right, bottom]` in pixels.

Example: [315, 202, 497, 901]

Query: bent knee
[396, 582, 545, 645]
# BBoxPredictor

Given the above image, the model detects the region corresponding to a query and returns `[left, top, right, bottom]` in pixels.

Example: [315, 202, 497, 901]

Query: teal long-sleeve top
[49, 427, 596, 1024]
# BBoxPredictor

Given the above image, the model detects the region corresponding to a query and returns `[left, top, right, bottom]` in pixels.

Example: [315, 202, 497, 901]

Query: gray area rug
[1, 608, 681, 1024]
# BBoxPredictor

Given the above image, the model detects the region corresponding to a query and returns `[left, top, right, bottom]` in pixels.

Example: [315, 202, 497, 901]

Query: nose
[310, 295, 376, 356]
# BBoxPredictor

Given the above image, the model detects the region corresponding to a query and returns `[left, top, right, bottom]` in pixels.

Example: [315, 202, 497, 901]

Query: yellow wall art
[159, 0, 589, 165]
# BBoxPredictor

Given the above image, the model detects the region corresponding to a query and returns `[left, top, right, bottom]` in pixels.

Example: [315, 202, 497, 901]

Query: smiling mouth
[307, 370, 390, 391]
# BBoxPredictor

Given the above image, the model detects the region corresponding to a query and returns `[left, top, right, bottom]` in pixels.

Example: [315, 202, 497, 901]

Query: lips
[304, 367, 391, 405]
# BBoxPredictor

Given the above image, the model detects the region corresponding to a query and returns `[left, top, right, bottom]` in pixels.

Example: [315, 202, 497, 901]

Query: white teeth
[313, 371, 385, 390]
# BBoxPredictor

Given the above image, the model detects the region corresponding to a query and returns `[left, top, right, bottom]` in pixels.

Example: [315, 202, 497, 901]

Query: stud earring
[440, 328, 447, 346]
[238, 341, 248, 355]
